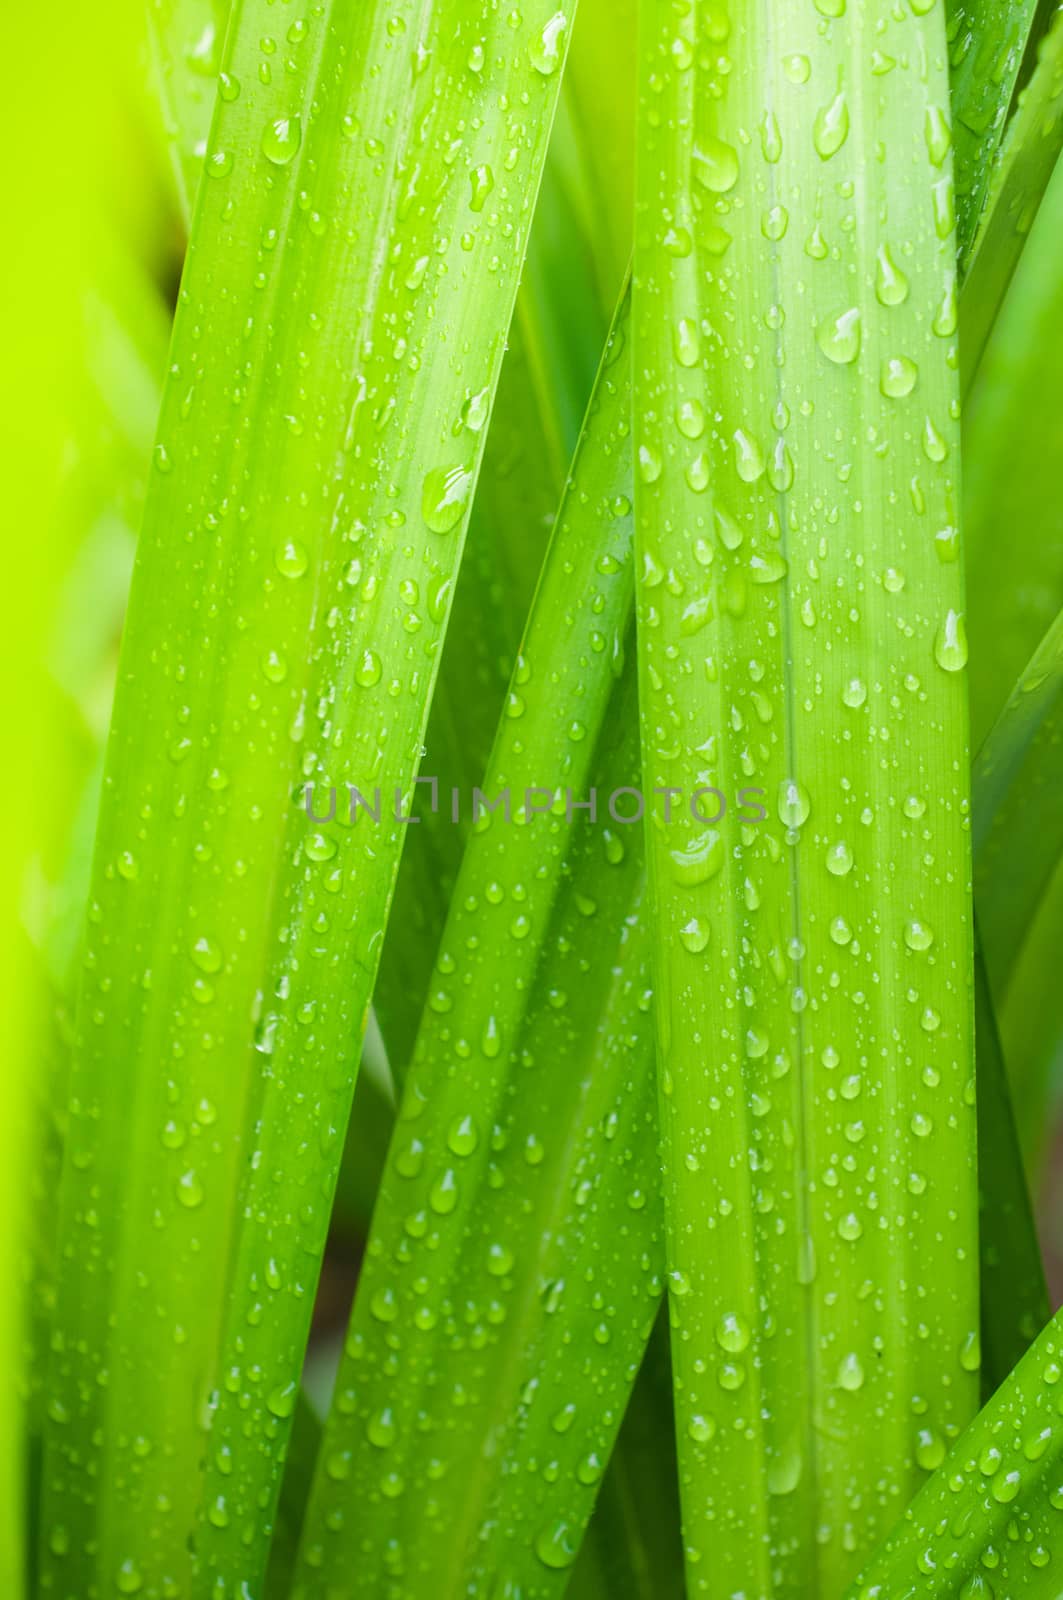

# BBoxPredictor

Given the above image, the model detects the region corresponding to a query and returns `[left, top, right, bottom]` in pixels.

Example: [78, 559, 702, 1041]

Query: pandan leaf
[949, 0, 1041, 260]
[568, 1315, 685, 1600]
[634, 0, 979, 1590]
[40, 4, 574, 1595]
[974, 937, 1050, 1395]
[964, 147, 1063, 746]
[961, 5, 1063, 389]
[973, 606, 1063, 997]
[849, 1301, 1063, 1598]
[147, 0, 229, 220]
[292, 301, 666, 1597]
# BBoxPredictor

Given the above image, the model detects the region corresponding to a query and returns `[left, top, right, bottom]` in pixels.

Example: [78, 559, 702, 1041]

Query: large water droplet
[529, 12, 568, 75]
[934, 608, 968, 672]
[813, 90, 849, 158]
[816, 308, 861, 365]
[422, 465, 473, 533]
[261, 115, 302, 165]
[692, 135, 739, 193]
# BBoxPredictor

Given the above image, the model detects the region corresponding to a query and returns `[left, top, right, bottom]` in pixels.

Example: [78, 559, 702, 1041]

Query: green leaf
[634, 1, 978, 1591]
[568, 1315, 684, 1600]
[973, 606, 1063, 997]
[291, 301, 666, 1597]
[848, 1302, 1063, 1598]
[40, 4, 573, 1594]
[147, 0, 229, 220]
[964, 145, 1063, 745]
[561, 0, 637, 302]
[996, 860, 1063, 1156]
[949, 0, 1041, 260]
[974, 937, 1050, 1396]
[961, 7, 1063, 389]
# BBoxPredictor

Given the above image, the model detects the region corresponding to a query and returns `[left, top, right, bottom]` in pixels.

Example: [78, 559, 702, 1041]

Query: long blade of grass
[40, 5, 573, 1594]
[567, 1316, 685, 1600]
[634, 2, 979, 1591]
[147, 0, 228, 220]
[292, 302, 667, 1597]
[974, 936, 1050, 1395]
[949, 0, 1041, 260]
[997, 857, 1063, 1158]
[372, 167, 605, 1083]
[848, 1301, 1063, 1599]
[964, 145, 1063, 745]
[973, 606, 1063, 995]
[960, 5, 1063, 389]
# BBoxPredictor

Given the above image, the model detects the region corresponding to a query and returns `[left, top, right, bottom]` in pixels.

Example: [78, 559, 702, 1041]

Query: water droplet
[469, 164, 494, 211]
[992, 1469, 1021, 1504]
[116, 1561, 144, 1595]
[688, 1413, 716, 1443]
[715, 1312, 751, 1353]
[784, 54, 811, 84]
[959, 1331, 981, 1372]
[422, 465, 473, 533]
[881, 356, 918, 399]
[261, 115, 302, 165]
[734, 428, 765, 482]
[904, 919, 935, 952]
[677, 398, 706, 439]
[528, 12, 568, 75]
[191, 936, 222, 973]
[933, 274, 958, 338]
[762, 203, 788, 240]
[367, 1408, 396, 1448]
[777, 779, 810, 829]
[813, 90, 849, 159]
[176, 1171, 204, 1209]
[826, 841, 853, 877]
[816, 308, 861, 365]
[669, 829, 724, 887]
[535, 1519, 578, 1570]
[679, 916, 711, 954]
[692, 135, 739, 193]
[354, 649, 382, 689]
[924, 105, 951, 167]
[370, 1287, 399, 1323]
[874, 246, 909, 307]
[932, 176, 955, 239]
[487, 1242, 515, 1277]
[447, 1115, 478, 1157]
[266, 1381, 296, 1419]
[837, 1352, 864, 1390]
[915, 1427, 946, 1470]
[674, 317, 700, 368]
[429, 1169, 459, 1214]
[275, 540, 308, 578]
[934, 609, 968, 672]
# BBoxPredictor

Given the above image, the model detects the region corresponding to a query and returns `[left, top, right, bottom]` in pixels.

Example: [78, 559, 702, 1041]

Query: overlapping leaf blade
[961, 7, 1063, 387]
[964, 145, 1063, 745]
[849, 1301, 1063, 1598]
[40, 4, 573, 1594]
[291, 303, 668, 1597]
[949, 0, 1041, 259]
[635, 1, 979, 1592]
[974, 939, 1050, 1394]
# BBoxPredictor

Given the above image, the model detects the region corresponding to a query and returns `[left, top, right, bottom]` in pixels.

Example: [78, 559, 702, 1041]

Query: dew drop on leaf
[422, 465, 473, 533]
[261, 114, 302, 165]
